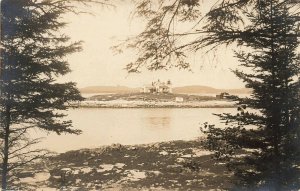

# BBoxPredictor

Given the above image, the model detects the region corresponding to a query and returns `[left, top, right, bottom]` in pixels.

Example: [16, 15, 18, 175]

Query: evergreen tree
[201, 1, 300, 189]
[123, 0, 300, 190]
[0, 0, 108, 189]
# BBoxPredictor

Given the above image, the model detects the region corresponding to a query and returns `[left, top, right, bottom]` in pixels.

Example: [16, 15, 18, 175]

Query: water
[81, 93, 115, 98]
[32, 108, 236, 153]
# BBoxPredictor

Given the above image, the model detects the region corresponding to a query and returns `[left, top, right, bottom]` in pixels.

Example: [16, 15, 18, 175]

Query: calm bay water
[33, 108, 236, 153]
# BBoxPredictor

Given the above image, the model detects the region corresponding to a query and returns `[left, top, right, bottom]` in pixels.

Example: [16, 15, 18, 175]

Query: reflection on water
[145, 109, 172, 129]
[32, 108, 236, 153]
[147, 117, 171, 129]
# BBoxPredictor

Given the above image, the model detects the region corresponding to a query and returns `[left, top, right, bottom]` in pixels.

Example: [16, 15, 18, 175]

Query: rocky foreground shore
[11, 140, 235, 191]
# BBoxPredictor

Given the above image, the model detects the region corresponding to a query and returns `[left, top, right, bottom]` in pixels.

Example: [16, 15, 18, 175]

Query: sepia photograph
[1, 0, 300, 190]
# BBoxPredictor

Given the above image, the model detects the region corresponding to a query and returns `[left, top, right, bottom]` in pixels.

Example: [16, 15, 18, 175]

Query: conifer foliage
[126, 0, 300, 190]
[201, 1, 300, 189]
[0, 0, 88, 189]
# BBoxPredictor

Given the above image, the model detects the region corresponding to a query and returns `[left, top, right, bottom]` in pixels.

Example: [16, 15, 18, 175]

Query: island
[73, 83, 251, 108]
[69, 93, 236, 108]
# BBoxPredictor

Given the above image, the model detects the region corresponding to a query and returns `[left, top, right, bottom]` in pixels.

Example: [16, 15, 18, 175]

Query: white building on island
[141, 80, 172, 94]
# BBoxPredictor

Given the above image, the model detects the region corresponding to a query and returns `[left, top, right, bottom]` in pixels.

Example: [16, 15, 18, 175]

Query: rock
[192, 149, 212, 157]
[19, 172, 50, 184]
[130, 146, 137, 150]
[80, 167, 92, 174]
[149, 171, 161, 176]
[181, 154, 193, 158]
[115, 163, 125, 169]
[98, 164, 114, 172]
[176, 158, 186, 163]
[124, 170, 147, 181]
[73, 169, 80, 175]
[75, 179, 81, 184]
[35, 172, 51, 181]
[61, 168, 72, 172]
[159, 151, 169, 156]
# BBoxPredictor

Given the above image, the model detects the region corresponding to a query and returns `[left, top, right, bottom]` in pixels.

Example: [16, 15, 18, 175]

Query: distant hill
[172, 85, 251, 94]
[80, 85, 251, 95]
[80, 86, 139, 94]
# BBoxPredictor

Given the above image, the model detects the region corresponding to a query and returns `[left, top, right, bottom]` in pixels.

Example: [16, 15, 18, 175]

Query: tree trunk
[2, 127, 9, 190]
[2, 105, 10, 191]
[269, 1, 281, 190]
[274, 134, 281, 191]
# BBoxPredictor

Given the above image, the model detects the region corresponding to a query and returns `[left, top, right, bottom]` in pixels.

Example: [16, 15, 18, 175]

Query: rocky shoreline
[68, 93, 240, 109]
[70, 100, 236, 109]
[11, 140, 235, 190]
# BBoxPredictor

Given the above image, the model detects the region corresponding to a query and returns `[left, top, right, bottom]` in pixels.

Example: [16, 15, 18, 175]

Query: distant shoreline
[72, 105, 236, 109]
[70, 92, 238, 108]
[69, 100, 236, 109]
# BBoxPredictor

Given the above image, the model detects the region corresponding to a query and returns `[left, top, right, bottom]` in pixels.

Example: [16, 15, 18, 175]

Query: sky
[59, 1, 245, 89]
